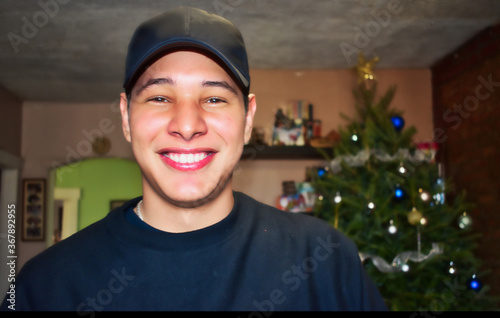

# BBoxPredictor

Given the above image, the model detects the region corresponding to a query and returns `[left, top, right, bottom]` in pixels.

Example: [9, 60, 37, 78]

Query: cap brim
[124, 39, 249, 96]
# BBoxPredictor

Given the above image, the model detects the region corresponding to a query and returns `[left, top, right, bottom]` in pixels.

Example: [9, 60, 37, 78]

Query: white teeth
[166, 153, 208, 163]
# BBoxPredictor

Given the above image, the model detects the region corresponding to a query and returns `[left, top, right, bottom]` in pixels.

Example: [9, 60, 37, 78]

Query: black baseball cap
[123, 6, 250, 96]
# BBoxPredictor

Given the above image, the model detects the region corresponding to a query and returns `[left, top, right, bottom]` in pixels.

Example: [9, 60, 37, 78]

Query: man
[2, 7, 387, 311]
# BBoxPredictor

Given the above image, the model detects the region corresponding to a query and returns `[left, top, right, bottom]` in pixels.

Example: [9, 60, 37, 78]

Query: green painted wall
[55, 158, 142, 230]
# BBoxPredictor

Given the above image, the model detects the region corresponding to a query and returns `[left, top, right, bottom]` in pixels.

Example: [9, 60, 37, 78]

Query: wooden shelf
[241, 145, 332, 160]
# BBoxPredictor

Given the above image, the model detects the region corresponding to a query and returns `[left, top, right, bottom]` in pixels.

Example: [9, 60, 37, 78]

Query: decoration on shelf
[416, 142, 438, 163]
[276, 181, 316, 213]
[309, 129, 340, 148]
[329, 148, 436, 173]
[272, 100, 322, 147]
[353, 52, 380, 84]
[458, 212, 473, 230]
[390, 115, 405, 132]
[359, 243, 443, 273]
[407, 207, 423, 226]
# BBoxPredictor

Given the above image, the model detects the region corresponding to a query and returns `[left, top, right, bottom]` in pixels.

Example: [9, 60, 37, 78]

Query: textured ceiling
[0, 0, 499, 103]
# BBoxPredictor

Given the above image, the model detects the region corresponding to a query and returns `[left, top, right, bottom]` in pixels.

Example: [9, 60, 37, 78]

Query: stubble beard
[163, 170, 234, 209]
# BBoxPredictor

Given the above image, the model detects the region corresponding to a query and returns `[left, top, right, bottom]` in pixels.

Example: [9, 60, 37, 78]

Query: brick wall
[432, 23, 500, 301]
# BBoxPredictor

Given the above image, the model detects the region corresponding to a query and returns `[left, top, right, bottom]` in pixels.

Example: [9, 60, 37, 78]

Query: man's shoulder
[235, 192, 356, 249]
[19, 210, 114, 277]
[236, 191, 334, 227]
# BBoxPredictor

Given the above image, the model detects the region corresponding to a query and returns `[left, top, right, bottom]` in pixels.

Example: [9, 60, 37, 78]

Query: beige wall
[18, 68, 432, 266]
[249, 68, 433, 144]
[233, 68, 433, 206]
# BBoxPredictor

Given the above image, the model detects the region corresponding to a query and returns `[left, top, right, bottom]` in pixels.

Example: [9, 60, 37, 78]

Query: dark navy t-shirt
[2, 192, 387, 311]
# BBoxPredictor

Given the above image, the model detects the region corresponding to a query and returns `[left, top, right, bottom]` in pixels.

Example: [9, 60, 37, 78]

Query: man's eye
[206, 97, 226, 104]
[149, 97, 169, 103]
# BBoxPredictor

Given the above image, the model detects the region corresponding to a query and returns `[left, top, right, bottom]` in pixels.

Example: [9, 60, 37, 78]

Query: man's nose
[166, 101, 208, 141]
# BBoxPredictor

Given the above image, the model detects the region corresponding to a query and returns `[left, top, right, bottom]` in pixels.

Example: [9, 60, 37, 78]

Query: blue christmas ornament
[391, 115, 405, 131]
[467, 275, 483, 291]
[393, 185, 406, 201]
[317, 167, 326, 178]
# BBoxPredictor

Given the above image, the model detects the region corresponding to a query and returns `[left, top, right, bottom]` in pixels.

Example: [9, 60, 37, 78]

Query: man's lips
[158, 148, 216, 171]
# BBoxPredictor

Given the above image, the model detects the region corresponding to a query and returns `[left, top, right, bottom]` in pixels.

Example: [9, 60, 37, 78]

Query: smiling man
[121, 49, 255, 232]
[1, 7, 387, 312]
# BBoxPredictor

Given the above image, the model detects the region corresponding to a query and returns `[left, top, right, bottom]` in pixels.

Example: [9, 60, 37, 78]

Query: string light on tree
[419, 217, 427, 226]
[419, 188, 430, 202]
[401, 264, 410, 272]
[388, 219, 397, 234]
[334, 192, 342, 204]
[351, 131, 359, 142]
[448, 261, 457, 275]
[433, 178, 445, 205]
[458, 212, 472, 230]
[398, 162, 408, 176]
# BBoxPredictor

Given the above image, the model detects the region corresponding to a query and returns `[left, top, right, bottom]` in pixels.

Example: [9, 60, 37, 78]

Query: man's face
[120, 50, 256, 208]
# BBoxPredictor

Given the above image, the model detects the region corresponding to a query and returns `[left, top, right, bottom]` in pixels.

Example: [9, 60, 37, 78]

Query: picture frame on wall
[22, 179, 46, 241]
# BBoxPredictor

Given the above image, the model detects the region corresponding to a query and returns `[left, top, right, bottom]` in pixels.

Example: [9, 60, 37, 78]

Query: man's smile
[159, 148, 216, 171]
[164, 152, 210, 164]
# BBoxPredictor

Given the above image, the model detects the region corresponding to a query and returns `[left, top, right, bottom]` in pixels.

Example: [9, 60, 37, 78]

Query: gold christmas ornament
[407, 207, 423, 225]
[353, 52, 380, 84]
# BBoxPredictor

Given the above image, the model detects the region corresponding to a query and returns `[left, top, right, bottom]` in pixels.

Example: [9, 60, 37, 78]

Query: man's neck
[138, 185, 235, 233]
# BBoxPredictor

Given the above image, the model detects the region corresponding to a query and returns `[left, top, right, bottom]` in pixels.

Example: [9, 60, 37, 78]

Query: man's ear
[244, 94, 257, 145]
[120, 92, 132, 143]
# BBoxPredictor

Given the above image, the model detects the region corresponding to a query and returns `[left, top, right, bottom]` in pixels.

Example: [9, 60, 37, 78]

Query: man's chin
[163, 173, 233, 209]
[164, 193, 217, 209]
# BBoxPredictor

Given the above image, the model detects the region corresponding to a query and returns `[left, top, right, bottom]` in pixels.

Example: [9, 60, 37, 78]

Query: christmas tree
[312, 53, 497, 311]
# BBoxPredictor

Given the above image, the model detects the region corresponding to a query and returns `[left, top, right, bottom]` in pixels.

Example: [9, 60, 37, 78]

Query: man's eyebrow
[202, 80, 238, 96]
[135, 77, 174, 96]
